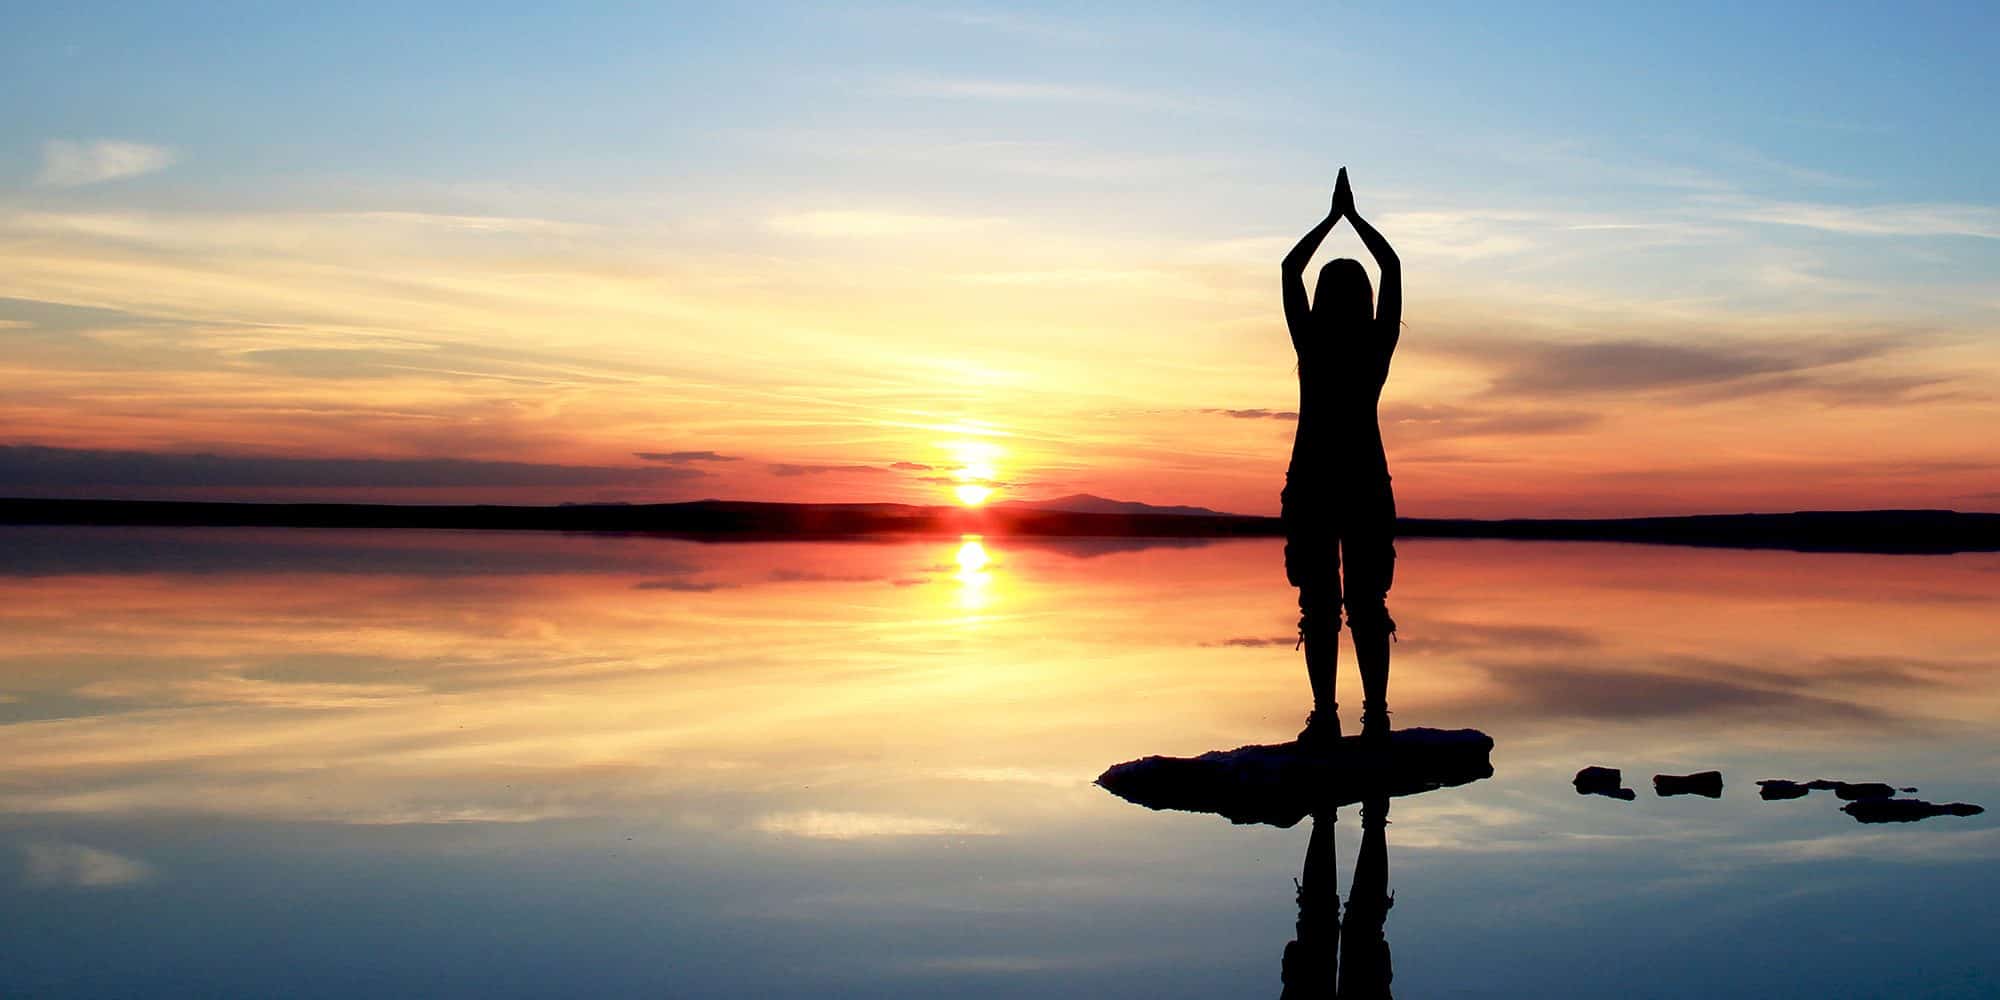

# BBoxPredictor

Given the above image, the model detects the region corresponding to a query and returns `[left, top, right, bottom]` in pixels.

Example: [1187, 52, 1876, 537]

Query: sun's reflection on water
[953, 535, 992, 610]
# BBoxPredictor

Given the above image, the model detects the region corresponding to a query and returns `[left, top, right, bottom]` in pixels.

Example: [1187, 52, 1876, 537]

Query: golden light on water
[955, 537, 990, 573]
[953, 536, 993, 610]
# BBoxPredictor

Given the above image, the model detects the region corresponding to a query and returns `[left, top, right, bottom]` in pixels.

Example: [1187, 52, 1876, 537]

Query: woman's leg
[1342, 485, 1398, 737]
[1300, 583, 1340, 721]
[1285, 486, 1343, 737]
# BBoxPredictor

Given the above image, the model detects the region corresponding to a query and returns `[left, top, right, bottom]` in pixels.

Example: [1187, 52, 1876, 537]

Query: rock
[1842, 799, 1986, 824]
[1654, 771, 1724, 798]
[1573, 766, 1619, 792]
[1573, 766, 1635, 800]
[1799, 779, 1905, 799]
[1757, 779, 1811, 800]
[1832, 782, 1897, 801]
[1096, 727, 1495, 827]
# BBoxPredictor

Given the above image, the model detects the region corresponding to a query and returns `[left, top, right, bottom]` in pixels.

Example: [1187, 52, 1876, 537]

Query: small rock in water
[1654, 771, 1724, 798]
[1795, 779, 1906, 800]
[1757, 779, 1811, 800]
[1832, 782, 1898, 801]
[1842, 799, 1986, 824]
[1573, 766, 1634, 800]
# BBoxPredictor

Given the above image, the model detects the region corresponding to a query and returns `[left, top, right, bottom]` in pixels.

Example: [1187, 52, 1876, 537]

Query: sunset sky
[4, 3, 1996, 517]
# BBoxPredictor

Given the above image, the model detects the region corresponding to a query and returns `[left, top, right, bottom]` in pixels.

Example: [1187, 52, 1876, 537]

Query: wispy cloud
[77, 673, 424, 709]
[635, 450, 739, 463]
[1200, 636, 1296, 648]
[1724, 199, 2000, 240]
[911, 8, 1100, 45]
[768, 462, 890, 477]
[339, 211, 594, 235]
[767, 209, 1001, 238]
[873, 74, 1174, 108]
[1382, 402, 1602, 438]
[1446, 334, 1905, 400]
[1204, 407, 1298, 421]
[36, 139, 176, 187]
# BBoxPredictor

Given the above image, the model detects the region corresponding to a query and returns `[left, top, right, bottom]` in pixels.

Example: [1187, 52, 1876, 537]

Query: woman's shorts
[1281, 480, 1397, 609]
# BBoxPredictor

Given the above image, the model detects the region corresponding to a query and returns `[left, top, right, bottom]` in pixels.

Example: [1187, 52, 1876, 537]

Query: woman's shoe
[1298, 708, 1342, 746]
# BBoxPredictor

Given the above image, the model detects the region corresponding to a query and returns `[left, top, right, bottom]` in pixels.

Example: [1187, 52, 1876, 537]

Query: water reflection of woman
[1281, 796, 1394, 999]
[1279, 167, 1402, 744]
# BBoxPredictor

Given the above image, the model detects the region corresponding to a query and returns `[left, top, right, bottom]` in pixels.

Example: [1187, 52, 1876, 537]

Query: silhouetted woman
[1280, 167, 1400, 744]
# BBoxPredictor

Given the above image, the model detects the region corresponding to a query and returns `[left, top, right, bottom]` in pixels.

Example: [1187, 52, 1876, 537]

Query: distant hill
[996, 493, 1231, 518]
[2, 499, 1997, 554]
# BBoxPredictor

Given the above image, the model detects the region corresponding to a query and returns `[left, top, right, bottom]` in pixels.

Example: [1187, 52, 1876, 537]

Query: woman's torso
[1287, 322, 1394, 488]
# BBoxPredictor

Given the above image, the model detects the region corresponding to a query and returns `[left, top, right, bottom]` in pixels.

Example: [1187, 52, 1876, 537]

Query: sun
[944, 440, 1002, 507]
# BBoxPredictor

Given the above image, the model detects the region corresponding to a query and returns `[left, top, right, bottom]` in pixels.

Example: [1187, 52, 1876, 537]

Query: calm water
[3, 526, 1996, 998]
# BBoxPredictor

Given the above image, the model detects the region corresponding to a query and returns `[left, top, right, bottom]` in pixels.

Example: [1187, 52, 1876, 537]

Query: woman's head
[1311, 258, 1374, 327]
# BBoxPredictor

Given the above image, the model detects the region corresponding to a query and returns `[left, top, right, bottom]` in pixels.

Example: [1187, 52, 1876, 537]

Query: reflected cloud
[1728, 827, 2000, 864]
[753, 811, 997, 840]
[21, 842, 154, 889]
[935, 767, 1084, 788]
[1470, 663, 1883, 722]
[0, 445, 704, 492]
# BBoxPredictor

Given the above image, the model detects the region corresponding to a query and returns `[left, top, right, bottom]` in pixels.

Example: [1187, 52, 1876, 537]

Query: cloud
[767, 569, 884, 583]
[21, 842, 154, 888]
[768, 462, 888, 477]
[1201, 636, 1297, 648]
[1203, 402, 1598, 439]
[915, 474, 1015, 487]
[0, 445, 707, 491]
[635, 450, 738, 463]
[76, 673, 424, 710]
[1674, 371, 1968, 407]
[234, 346, 630, 387]
[889, 461, 933, 471]
[1205, 408, 1299, 421]
[1444, 334, 1908, 401]
[872, 74, 1178, 109]
[36, 139, 176, 187]
[337, 211, 594, 235]
[1725, 199, 2000, 240]
[767, 210, 999, 238]
[1382, 403, 1602, 438]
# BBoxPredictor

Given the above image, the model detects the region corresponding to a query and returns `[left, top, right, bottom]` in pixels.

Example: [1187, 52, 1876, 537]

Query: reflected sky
[2, 527, 1996, 997]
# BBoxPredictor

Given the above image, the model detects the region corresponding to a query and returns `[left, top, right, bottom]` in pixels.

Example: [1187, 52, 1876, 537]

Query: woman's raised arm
[1282, 189, 1342, 342]
[1345, 194, 1401, 333]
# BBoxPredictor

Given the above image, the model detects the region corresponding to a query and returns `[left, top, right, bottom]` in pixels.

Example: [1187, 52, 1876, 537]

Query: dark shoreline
[2, 498, 1996, 554]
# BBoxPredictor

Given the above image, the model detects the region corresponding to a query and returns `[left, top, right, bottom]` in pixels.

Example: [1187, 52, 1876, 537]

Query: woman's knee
[1344, 599, 1396, 636]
